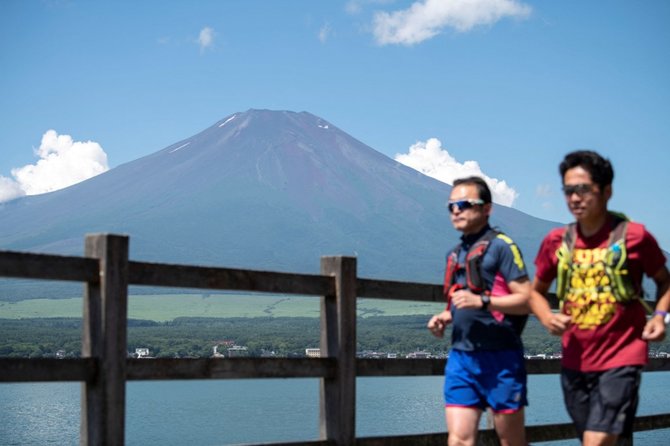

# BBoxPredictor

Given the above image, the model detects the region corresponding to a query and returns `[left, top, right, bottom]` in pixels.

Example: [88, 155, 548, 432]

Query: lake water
[1, 373, 668, 445]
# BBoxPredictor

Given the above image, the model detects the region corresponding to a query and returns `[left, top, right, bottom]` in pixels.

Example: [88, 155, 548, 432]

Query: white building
[227, 345, 249, 357]
[406, 351, 430, 359]
[212, 345, 225, 358]
[135, 348, 150, 358]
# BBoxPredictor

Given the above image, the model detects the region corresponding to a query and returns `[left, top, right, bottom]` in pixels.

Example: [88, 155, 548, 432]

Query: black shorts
[561, 366, 642, 437]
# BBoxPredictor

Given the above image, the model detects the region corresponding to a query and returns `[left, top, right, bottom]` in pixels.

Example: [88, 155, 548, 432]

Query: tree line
[1, 315, 668, 359]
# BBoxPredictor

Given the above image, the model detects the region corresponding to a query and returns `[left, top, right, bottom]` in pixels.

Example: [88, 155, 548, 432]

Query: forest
[3, 314, 669, 359]
[0, 314, 619, 359]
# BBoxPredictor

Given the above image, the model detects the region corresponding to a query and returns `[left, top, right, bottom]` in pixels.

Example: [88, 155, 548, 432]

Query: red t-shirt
[534, 216, 666, 372]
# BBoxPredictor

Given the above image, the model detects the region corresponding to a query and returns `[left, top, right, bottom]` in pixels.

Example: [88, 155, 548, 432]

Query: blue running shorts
[444, 349, 527, 413]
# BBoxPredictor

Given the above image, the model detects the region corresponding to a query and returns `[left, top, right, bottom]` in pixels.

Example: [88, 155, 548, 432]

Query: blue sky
[1, 0, 669, 249]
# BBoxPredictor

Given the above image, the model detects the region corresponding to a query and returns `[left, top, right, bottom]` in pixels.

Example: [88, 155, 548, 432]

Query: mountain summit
[0, 109, 557, 295]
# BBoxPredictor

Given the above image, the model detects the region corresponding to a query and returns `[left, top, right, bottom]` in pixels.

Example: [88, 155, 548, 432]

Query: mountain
[0, 109, 559, 299]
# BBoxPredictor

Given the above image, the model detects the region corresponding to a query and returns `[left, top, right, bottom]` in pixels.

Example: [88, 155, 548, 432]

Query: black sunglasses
[562, 183, 595, 196]
[447, 199, 485, 213]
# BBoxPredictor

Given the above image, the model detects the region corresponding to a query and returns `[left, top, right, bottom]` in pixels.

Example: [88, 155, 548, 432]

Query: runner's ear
[483, 202, 493, 217]
[603, 184, 612, 201]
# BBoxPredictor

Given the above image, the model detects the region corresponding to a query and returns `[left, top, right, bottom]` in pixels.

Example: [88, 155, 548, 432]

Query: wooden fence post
[81, 234, 129, 446]
[319, 256, 357, 445]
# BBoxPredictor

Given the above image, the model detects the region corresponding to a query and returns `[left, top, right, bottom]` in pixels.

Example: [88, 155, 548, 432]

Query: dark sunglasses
[447, 199, 485, 213]
[562, 183, 595, 196]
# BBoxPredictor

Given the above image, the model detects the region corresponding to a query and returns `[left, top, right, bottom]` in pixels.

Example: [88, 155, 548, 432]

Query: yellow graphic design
[564, 247, 617, 329]
[497, 234, 525, 270]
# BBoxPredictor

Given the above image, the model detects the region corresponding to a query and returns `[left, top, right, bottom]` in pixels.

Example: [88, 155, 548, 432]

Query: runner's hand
[544, 312, 571, 336]
[451, 289, 483, 309]
[642, 316, 666, 341]
[427, 311, 452, 338]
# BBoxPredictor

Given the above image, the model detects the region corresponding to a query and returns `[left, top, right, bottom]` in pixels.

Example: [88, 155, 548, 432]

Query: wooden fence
[0, 233, 669, 445]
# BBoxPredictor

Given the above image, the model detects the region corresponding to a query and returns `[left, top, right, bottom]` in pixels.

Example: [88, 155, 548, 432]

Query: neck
[578, 212, 609, 238]
[462, 222, 489, 237]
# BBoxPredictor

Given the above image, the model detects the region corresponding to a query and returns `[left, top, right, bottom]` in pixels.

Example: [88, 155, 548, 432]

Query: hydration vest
[443, 228, 499, 308]
[554, 212, 649, 311]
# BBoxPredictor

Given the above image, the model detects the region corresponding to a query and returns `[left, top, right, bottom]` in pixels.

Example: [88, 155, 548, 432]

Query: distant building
[358, 350, 385, 359]
[135, 348, 151, 358]
[227, 345, 249, 357]
[524, 353, 561, 360]
[212, 345, 225, 358]
[305, 348, 321, 358]
[406, 351, 430, 359]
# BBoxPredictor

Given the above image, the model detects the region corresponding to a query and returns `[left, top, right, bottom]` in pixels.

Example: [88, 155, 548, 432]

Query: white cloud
[346, 0, 395, 16]
[394, 137, 518, 206]
[318, 23, 332, 43]
[373, 0, 532, 46]
[535, 183, 555, 212]
[541, 201, 555, 211]
[0, 176, 25, 202]
[345, 1, 363, 15]
[535, 183, 552, 198]
[198, 26, 215, 52]
[0, 130, 109, 203]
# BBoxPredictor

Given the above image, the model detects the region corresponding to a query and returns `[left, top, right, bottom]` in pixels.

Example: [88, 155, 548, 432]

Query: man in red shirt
[530, 150, 670, 445]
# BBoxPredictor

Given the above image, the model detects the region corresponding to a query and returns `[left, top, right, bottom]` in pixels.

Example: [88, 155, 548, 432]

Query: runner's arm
[488, 277, 531, 315]
[530, 277, 570, 336]
[450, 278, 530, 314]
[642, 266, 670, 341]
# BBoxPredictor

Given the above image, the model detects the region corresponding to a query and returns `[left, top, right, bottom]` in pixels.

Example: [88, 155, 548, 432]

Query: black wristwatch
[480, 294, 491, 310]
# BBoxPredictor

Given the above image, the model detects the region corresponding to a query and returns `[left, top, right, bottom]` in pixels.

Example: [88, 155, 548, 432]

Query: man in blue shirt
[428, 176, 531, 446]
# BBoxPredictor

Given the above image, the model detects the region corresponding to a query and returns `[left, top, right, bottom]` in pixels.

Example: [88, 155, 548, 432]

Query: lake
[1, 373, 668, 445]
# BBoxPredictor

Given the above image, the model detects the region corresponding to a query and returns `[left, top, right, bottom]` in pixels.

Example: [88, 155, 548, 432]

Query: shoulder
[625, 221, 664, 254]
[623, 220, 667, 275]
[530, 226, 566, 253]
[533, 226, 566, 279]
[625, 221, 652, 242]
[493, 231, 516, 245]
[546, 226, 567, 243]
[487, 231, 519, 253]
[488, 232, 527, 271]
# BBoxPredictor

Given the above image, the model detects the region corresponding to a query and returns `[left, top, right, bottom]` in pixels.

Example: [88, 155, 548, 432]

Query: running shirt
[448, 225, 529, 351]
[534, 216, 666, 372]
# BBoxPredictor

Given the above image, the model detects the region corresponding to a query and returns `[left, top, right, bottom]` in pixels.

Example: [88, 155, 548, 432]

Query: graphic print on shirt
[564, 247, 618, 329]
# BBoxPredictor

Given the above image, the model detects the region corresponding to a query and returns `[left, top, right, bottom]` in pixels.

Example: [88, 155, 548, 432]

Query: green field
[0, 294, 445, 322]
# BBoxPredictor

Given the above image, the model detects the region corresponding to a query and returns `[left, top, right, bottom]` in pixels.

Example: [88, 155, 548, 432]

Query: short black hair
[453, 176, 492, 204]
[559, 150, 614, 189]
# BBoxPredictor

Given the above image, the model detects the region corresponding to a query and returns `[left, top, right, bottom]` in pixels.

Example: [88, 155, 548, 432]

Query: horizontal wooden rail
[125, 357, 337, 380]
[357, 358, 445, 377]
[640, 357, 670, 372]
[128, 260, 335, 296]
[356, 277, 443, 302]
[2, 357, 668, 383]
[356, 413, 670, 445]
[0, 358, 98, 382]
[0, 251, 99, 283]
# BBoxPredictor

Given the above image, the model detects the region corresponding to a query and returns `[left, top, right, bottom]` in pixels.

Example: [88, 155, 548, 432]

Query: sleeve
[534, 229, 563, 283]
[634, 225, 667, 277]
[493, 234, 528, 283]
